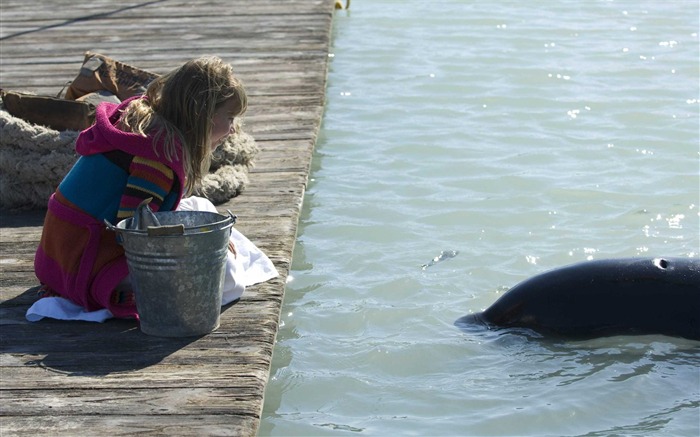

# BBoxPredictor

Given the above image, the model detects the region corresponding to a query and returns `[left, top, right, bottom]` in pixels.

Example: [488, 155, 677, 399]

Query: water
[260, 1, 700, 435]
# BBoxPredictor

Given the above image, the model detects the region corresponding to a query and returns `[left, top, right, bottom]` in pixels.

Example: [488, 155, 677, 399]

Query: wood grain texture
[0, 0, 335, 435]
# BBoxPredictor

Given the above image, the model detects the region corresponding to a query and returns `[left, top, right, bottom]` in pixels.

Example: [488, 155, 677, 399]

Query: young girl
[34, 56, 259, 319]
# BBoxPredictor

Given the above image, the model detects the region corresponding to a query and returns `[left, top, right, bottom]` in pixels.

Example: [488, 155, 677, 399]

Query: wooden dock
[0, 0, 335, 435]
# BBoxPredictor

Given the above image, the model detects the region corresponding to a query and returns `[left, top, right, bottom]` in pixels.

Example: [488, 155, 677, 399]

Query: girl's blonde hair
[119, 56, 247, 195]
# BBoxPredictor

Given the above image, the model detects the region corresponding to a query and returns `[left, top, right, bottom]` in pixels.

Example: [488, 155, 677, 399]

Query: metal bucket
[109, 211, 235, 337]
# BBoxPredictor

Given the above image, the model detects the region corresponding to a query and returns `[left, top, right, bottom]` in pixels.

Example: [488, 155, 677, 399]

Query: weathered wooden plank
[1, 387, 266, 415]
[1, 0, 329, 17]
[1, 415, 255, 437]
[0, 362, 269, 385]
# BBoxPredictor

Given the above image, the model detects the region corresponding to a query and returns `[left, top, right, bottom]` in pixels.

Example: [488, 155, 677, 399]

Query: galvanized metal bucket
[109, 210, 235, 337]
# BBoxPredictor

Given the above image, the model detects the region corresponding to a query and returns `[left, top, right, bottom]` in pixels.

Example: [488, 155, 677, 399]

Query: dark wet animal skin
[456, 257, 700, 340]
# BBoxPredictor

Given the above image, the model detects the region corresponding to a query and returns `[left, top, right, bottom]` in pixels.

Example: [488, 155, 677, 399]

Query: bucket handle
[104, 218, 124, 244]
[104, 211, 236, 234]
[226, 210, 237, 225]
[104, 218, 118, 232]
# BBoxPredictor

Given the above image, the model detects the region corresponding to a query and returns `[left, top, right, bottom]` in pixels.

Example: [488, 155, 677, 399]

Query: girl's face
[210, 98, 238, 150]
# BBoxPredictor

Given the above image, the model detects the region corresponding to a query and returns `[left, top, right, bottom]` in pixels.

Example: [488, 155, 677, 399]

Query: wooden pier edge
[0, 1, 336, 435]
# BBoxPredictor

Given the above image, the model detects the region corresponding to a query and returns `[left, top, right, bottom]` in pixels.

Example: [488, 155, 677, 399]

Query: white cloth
[26, 297, 113, 322]
[26, 196, 278, 323]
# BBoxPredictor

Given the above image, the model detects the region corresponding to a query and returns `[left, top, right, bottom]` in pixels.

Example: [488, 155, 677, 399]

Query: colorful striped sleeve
[117, 156, 175, 219]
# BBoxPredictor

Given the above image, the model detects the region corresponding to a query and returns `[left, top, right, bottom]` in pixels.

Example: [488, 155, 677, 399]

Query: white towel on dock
[26, 196, 278, 323]
[26, 297, 114, 323]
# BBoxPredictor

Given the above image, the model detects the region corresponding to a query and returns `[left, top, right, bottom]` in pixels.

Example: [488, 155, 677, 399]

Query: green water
[261, 1, 700, 435]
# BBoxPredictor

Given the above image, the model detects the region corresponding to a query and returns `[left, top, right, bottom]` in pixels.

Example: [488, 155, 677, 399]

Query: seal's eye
[653, 258, 669, 269]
